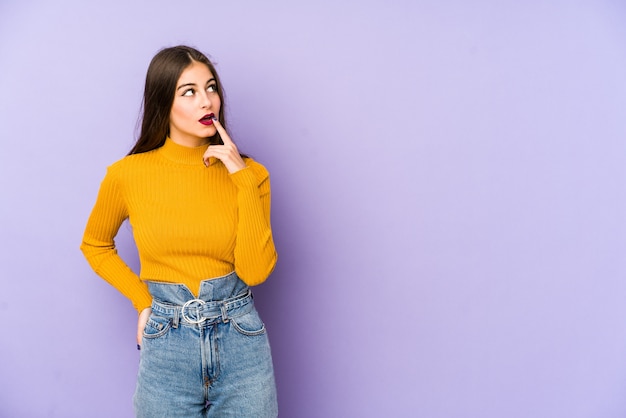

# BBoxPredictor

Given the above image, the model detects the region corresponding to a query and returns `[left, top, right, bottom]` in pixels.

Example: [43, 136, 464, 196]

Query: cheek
[170, 104, 188, 125]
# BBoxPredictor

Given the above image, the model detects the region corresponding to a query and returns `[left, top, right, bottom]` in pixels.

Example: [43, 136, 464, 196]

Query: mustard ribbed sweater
[80, 138, 277, 312]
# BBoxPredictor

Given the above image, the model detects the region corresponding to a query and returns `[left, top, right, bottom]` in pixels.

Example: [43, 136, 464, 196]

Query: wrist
[138, 306, 152, 316]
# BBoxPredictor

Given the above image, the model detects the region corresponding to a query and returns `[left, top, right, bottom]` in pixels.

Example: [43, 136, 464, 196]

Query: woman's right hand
[136, 307, 152, 349]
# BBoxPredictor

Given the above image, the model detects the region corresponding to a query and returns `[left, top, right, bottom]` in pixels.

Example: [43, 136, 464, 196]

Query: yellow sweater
[80, 138, 277, 312]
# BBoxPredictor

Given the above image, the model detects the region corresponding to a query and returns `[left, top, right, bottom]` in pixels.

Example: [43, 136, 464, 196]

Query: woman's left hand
[203, 118, 246, 173]
[136, 307, 151, 349]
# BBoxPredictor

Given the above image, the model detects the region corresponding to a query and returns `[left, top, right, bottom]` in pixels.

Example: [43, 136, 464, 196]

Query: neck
[169, 134, 209, 148]
[158, 137, 208, 166]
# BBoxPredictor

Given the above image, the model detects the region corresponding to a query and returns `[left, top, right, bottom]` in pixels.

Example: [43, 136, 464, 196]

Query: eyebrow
[176, 78, 216, 91]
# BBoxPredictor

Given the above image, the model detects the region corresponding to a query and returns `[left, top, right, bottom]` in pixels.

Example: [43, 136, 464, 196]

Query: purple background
[1, 1, 626, 417]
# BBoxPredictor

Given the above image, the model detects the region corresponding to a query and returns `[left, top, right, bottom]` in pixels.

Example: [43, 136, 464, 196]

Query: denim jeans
[133, 272, 278, 417]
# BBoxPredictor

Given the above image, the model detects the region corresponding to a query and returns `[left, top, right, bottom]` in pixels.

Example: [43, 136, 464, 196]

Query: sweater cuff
[133, 289, 154, 313]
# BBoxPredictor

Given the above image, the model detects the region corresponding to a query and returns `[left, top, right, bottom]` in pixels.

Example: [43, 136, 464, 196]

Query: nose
[200, 90, 212, 109]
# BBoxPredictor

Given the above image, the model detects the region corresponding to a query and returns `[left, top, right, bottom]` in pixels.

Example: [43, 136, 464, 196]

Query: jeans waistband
[150, 289, 253, 326]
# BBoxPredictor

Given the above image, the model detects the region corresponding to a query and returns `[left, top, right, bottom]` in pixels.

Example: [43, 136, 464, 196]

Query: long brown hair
[129, 46, 227, 155]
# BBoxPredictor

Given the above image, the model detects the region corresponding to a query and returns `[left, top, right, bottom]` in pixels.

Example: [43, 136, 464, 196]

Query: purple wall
[2, 1, 626, 417]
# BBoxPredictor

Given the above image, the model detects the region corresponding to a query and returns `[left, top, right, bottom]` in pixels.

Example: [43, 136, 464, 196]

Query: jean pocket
[143, 315, 172, 339]
[231, 310, 266, 337]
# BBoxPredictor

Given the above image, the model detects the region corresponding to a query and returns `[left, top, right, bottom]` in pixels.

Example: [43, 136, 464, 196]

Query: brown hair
[129, 46, 227, 155]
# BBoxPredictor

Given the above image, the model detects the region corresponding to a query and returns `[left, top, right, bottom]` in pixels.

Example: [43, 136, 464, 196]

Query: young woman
[80, 45, 278, 417]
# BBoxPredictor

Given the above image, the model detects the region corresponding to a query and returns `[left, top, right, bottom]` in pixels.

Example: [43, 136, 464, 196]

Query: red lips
[199, 113, 215, 126]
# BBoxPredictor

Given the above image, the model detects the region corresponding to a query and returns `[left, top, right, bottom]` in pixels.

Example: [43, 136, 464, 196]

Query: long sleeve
[229, 162, 278, 285]
[80, 166, 153, 312]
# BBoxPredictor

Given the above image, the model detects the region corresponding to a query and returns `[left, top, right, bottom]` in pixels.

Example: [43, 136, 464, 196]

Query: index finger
[211, 117, 233, 145]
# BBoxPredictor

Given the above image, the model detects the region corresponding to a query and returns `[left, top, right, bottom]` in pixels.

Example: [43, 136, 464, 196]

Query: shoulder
[106, 150, 159, 177]
[98, 152, 159, 192]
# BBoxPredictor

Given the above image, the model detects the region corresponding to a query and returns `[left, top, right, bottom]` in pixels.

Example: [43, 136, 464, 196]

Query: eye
[207, 84, 218, 93]
[182, 88, 195, 97]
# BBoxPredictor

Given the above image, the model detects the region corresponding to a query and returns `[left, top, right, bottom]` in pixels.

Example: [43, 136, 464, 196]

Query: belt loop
[172, 308, 179, 328]
[221, 303, 229, 323]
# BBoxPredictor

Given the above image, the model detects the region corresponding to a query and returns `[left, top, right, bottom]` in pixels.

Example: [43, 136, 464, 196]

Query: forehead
[177, 61, 214, 84]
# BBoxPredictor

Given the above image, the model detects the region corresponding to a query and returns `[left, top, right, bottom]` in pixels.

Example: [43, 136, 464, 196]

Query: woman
[80, 45, 278, 417]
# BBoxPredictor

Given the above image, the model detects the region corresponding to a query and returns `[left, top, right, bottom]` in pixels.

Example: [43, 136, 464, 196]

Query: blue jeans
[133, 272, 278, 417]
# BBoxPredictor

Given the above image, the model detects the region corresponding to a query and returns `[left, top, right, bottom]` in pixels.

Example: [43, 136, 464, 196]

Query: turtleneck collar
[158, 137, 208, 166]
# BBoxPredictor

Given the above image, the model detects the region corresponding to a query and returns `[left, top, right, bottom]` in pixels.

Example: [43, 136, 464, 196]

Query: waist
[146, 271, 252, 325]
[140, 263, 238, 296]
[146, 271, 247, 302]
[150, 288, 253, 325]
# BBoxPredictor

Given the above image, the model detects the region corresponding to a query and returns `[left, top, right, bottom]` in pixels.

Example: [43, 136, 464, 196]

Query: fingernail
[211, 116, 218, 121]
[137, 344, 141, 351]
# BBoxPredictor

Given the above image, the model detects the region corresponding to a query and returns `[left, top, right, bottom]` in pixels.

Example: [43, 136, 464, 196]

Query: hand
[202, 118, 246, 173]
[136, 307, 152, 349]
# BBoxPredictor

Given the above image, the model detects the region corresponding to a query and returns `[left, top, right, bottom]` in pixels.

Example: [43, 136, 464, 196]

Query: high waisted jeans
[133, 272, 278, 417]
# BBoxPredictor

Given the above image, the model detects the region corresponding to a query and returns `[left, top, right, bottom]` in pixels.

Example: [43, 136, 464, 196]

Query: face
[169, 61, 221, 147]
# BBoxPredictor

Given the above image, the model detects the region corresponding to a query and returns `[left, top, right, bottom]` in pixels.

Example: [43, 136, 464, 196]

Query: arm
[230, 163, 278, 285]
[202, 119, 277, 285]
[80, 166, 153, 312]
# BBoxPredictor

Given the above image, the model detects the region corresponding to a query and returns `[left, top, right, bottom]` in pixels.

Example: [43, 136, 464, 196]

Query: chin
[201, 127, 217, 136]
